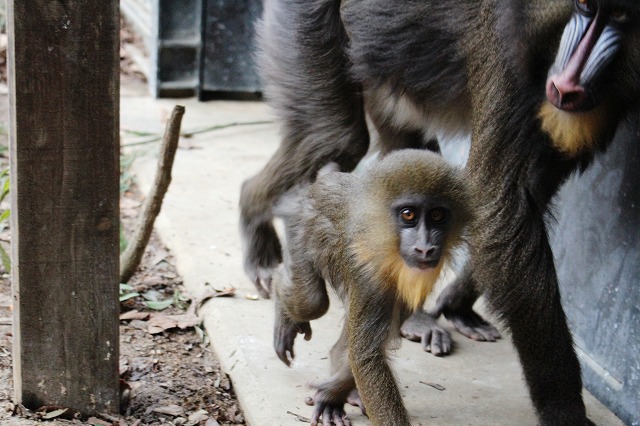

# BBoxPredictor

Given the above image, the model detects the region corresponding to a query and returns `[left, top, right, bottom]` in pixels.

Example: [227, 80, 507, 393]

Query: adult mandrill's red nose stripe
[547, 79, 588, 111]
[547, 10, 606, 110]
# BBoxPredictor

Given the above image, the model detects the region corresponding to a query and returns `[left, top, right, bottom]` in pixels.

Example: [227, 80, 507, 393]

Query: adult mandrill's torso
[339, 0, 570, 145]
[341, 0, 473, 142]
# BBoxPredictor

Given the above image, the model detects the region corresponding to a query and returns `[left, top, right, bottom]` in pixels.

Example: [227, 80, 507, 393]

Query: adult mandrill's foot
[538, 404, 595, 426]
[401, 309, 453, 356]
[247, 266, 275, 299]
[241, 221, 283, 299]
[442, 306, 502, 342]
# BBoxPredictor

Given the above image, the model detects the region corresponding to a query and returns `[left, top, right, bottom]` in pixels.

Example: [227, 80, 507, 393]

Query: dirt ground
[0, 19, 246, 426]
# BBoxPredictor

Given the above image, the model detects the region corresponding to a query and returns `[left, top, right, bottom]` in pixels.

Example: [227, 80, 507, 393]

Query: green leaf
[172, 290, 190, 310]
[0, 188, 9, 205]
[119, 283, 135, 292]
[0, 245, 10, 273]
[119, 292, 140, 302]
[144, 299, 174, 311]
[119, 225, 128, 253]
[174, 289, 190, 302]
[0, 209, 10, 222]
[141, 289, 163, 301]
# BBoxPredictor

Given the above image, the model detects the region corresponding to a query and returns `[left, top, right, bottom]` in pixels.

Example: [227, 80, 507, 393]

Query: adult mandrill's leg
[366, 97, 439, 155]
[239, 115, 369, 299]
[472, 197, 590, 425]
[239, 0, 370, 298]
[465, 59, 591, 426]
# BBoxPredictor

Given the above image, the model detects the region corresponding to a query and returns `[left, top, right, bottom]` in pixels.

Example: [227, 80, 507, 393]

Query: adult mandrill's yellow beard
[538, 100, 612, 157]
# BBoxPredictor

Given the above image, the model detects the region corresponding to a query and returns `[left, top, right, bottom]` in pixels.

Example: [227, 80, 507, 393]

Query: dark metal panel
[153, 0, 202, 97]
[201, 0, 263, 95]
[551, 113, 640, 425]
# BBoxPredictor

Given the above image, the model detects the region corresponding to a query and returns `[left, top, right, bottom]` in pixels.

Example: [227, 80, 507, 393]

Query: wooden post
[7, 1, 120, 415]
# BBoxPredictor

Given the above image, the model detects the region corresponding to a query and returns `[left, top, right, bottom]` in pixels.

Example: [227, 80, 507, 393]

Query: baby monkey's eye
[400, 208, 416, 222]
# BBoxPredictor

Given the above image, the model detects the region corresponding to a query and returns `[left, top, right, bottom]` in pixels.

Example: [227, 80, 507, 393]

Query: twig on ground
[97, 412, 122, 423]
[120, 105, 185, 283]
[419, 381, 446, 391]
[286, 410, 311, 423]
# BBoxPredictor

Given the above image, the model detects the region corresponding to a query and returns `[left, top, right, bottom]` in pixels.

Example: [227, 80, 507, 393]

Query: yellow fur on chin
[352, 241, 442, 312]
[385, 255, 442, 312]
[538, 101, 610, 156]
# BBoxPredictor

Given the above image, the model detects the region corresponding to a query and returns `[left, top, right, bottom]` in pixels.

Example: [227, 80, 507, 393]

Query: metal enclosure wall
[551, 113, 640, 425]
[200, 0, 263, 97]
[121, 0, 262, 98]
[153, 0, 202, 97]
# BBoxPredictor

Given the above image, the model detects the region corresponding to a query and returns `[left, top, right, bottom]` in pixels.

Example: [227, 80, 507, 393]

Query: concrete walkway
[121, 87, 623, 425]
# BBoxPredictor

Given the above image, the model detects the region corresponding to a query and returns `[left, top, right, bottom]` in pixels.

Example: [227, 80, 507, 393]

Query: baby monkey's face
[391, 195, 452, 271]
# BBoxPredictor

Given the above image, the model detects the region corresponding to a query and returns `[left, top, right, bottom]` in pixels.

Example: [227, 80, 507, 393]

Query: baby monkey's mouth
[411, 259, 440, 271]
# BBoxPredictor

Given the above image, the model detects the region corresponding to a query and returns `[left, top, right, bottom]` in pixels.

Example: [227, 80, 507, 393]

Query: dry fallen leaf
[186, 409, 210, 425]
[196, 286, 236, 307]
[215, 287, 236, 297]
[41, 408, 68, 420]
[87, 416, 112, 426]
[152, 404, 184, 417]
[129, 319, 149, 330]
[120, 197, 142, 218]
[148, 312, 201, 334]
[36, 405, 78, 420]
[148, 314, 178, 334]
[119, 359, 130, 376]
[119, 309, 150, 321]
[176, 312, 200, 329]
[151, 248, 169, 266]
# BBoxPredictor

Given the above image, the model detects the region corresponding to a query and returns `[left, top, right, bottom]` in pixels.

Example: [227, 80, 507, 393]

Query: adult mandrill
[273, 150, 472, 426]
[239, 0, 640, 424]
